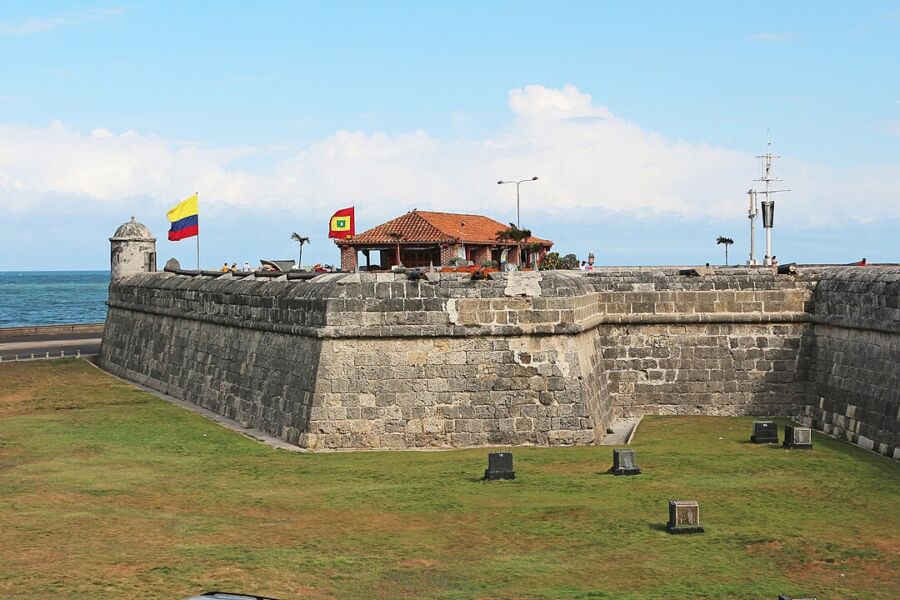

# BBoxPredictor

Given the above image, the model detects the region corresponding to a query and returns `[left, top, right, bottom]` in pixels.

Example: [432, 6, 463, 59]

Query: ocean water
[0, 271, 110, 328]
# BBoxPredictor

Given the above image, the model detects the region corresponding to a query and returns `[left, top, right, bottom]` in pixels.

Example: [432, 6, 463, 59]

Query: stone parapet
[107, 270, 813, 338]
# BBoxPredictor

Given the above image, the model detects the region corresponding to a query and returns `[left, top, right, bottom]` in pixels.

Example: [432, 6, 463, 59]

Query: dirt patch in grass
[396, 558, 441, 568]
[746, 540, 784, 555]
[787, 555, 897, 593]
[774, 540, 900, 597]
[191, 566, 337, 599]
[0, 360, 148, 417]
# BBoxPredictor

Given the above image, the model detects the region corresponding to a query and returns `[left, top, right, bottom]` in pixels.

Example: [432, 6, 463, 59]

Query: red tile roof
[338, 210, 553, 247]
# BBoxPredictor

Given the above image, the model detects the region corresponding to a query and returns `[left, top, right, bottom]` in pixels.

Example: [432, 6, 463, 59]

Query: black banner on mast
[761, 200, 775, 228]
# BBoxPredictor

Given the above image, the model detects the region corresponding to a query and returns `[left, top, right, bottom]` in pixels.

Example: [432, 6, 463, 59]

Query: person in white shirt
[243, 261, 252, 271]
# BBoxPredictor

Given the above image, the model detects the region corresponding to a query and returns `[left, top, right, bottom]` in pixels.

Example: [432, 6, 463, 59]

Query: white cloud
[507, 84, 611, 119]
[0, 7, 124, 36]
[0, 85, 898, 228]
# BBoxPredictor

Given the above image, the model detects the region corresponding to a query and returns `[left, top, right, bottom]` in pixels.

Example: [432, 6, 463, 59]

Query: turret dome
[111, 216, 155, 241]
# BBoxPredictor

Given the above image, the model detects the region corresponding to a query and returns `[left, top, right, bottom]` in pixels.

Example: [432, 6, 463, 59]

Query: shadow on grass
[808, 432, 899, 473]
[648, 523, 669, 532]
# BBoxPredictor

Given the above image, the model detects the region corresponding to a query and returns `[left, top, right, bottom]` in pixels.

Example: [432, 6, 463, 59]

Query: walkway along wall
[98, 267, 900, 456]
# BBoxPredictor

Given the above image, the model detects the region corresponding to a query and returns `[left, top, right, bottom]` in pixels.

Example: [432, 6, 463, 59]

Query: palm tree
[496, 223, 533, 268]
[387, 232, 403, 267]
[290, 233, 310, 268]
[716, 236, 734, 266]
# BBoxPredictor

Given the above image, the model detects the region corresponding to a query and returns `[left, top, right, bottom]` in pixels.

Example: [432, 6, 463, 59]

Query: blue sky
[1, 1, 898, 270]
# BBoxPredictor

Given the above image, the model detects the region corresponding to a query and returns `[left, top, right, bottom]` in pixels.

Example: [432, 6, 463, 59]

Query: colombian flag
[328, 207, 354, 239]
[167, 194, 199, 241]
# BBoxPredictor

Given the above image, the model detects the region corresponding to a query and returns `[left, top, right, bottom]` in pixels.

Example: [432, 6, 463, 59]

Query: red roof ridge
[412, 209, 507, 219]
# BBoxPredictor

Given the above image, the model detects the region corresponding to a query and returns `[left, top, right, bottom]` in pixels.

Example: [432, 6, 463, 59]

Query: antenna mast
[747, 189, 757, 265]
[749, 139, 789, 266]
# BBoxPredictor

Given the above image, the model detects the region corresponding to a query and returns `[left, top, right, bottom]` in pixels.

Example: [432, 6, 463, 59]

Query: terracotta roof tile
[340, 210, 552, 247]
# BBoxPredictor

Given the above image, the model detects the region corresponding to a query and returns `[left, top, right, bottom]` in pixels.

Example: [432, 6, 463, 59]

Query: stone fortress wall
[799, 268, 900, 458]
[98, 266, 900, 458]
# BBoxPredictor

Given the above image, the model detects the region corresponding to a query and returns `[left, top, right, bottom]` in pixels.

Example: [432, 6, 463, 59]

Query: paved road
[0, 325, 104, 362]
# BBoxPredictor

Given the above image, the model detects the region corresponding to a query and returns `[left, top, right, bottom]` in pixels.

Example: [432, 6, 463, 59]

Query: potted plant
[480, 259, 499, 272]
[442, 256, 470, 273]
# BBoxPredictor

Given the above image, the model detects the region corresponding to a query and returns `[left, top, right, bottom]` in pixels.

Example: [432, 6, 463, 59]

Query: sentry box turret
[610, 448, 641, 476]
[783, 425, 813, 450]
[484, 451, 515, 481]
[751, 421, 779, 444]
[667, 500, 704, 534]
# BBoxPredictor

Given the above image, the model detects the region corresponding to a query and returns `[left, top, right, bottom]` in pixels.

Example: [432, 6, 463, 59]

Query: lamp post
[497, 176, 539, 229]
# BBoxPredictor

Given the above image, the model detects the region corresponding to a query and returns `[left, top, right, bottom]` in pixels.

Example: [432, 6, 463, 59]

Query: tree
[290, 233, 310, 268]
[716, 236, 734, 266]
[540, 252, 580, 271]
[387, 232, 404, 267]
[540, 252, 559, 270]
[496, 223, 532, 268]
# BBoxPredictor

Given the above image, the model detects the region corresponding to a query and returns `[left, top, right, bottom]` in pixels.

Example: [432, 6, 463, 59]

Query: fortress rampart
[800, 268, 900, 457]
[98, 267, 900, 457]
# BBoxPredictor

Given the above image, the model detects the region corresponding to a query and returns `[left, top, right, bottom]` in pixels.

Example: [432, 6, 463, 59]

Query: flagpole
[196, 192, 200, 270]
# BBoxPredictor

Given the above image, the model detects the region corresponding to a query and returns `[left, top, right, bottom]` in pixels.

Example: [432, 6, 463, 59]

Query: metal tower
[748, 141, 789, 266]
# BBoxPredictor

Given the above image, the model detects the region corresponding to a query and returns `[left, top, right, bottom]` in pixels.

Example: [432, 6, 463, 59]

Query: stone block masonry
[98, 266, 900, 457]
[306, 335, 593, 449]
[597, 322, 807, 418]
[798, 267, 900, 457]
[100, 271, 604, 449]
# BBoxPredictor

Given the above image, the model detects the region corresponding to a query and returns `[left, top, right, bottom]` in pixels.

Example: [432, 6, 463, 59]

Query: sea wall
[98, 267, 900, 456]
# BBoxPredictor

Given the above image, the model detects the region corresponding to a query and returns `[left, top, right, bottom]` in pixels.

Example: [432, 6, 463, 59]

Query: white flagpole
[196, 192, 200, 270]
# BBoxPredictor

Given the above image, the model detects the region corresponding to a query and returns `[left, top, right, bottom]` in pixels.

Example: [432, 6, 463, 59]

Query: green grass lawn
[1, 359, 898, 600]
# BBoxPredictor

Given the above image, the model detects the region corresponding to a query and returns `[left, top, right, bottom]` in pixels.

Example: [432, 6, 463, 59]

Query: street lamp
[497, 176, 539, 229]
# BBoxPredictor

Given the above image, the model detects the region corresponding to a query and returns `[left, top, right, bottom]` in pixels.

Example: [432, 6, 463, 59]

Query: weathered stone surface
[505, 271, 542, 297]
[796, 267, 900, 455]
[98, 266, 900, 456]
[110, 217, 156, 281]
